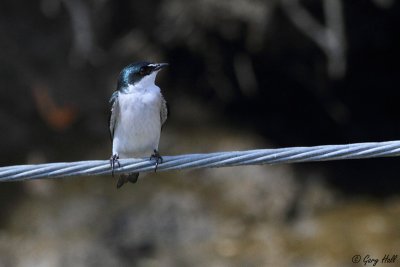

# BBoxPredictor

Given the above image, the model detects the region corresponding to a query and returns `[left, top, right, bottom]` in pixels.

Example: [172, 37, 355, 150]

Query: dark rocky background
[0, 0, 399, 266]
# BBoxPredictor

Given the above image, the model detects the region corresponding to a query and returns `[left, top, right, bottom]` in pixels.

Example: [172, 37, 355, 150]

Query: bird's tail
[117, 172, 139, 188]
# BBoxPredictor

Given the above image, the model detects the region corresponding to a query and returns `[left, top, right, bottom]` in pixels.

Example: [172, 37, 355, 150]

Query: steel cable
[1, 140, 399, 182]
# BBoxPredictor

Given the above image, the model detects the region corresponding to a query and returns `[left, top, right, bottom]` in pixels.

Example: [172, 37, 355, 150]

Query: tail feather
[117, 173, 139, 188]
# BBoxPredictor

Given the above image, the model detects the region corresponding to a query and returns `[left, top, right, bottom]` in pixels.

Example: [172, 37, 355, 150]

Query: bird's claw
[110, 154, 120, 177]
[150, 149, 163, 172]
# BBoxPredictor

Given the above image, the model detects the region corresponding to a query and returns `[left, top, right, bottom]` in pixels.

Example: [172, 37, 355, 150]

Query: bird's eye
[139, 67, 151, 76]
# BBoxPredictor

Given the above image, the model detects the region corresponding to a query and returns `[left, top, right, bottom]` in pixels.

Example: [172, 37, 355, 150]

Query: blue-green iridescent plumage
[116, 61, 151, 90]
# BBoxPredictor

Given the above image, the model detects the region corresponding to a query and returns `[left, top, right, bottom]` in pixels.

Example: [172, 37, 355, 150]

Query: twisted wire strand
[1, 140, 400, 182]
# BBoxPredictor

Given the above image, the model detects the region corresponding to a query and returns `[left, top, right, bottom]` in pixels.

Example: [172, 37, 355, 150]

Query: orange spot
[32, 84, 78, 131]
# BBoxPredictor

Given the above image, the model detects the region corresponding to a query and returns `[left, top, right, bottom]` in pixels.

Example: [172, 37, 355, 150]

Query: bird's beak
[152, 63, 169, 71]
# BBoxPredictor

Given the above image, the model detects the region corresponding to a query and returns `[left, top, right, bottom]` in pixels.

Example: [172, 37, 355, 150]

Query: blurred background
[0, 0, 400, 266]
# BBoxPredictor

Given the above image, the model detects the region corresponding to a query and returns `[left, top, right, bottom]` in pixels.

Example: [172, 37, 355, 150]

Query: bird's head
[117, 61, 168, 92]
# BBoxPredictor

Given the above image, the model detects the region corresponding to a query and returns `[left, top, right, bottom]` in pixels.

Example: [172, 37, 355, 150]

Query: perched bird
[109, 62, 168, 188]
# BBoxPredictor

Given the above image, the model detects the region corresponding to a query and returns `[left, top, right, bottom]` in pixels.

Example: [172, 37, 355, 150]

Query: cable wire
[1, 140, 400, 182]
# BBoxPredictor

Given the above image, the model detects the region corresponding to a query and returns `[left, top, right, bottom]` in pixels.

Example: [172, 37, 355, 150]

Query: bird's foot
[109, 154, 120, 177]
[117, 173, 139, 189]
[150, 149, 163, 172]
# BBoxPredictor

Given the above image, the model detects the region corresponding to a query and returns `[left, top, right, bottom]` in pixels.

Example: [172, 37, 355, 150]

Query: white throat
[126, 71, 159, 93]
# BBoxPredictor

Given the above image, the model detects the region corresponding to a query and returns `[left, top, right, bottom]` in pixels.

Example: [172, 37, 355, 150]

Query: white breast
[112, 85, 162, 158]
